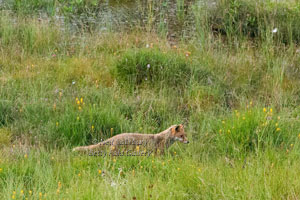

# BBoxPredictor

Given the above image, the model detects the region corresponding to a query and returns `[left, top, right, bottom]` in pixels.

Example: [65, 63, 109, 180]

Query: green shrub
[115, 48, 192, 89]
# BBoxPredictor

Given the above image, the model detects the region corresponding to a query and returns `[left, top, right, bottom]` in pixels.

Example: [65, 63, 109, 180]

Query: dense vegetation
[1, 0, 300, 199]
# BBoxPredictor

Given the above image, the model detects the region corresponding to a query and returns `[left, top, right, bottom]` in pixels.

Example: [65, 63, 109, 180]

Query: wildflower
[198, 168, 201, 172]
[72, 81, 76, 85]
[77, 100, 80, 105]
[173, 45, 177, 49]
[56, 189, 60, 194]
[113, 159, 116, 163]
[59, 91, 62, 97]
[140, 166, 143, 169]
[242, 116, 246, 120]
[185, 51, 191, 57]
[291, 144, 294, 147]
[91, 125, 94, 131]
[263, 108, 267, 112]
[227, 129, 231, 133]
[98, 169, 102, 174]
[56, 122, 59, 127]
[0, 168, 2, 172]
[222, 121, 225, 124]
[39, 192, 42, 197]
[270, 108, 273, 113]
[278, 116, 280, 120]
[76, 97, 79, 101]
[21, 190, 24, 195]
[177, 168, 180, 170]
[219, 129, 222, 134]
[276, 128, 280, 132]
[80, 98, 83, 103]
[272, 28, 278, 33]
[132, 170, 135, 176]
[146, 44, 149, 48]
[24, 154, 28, 159]
[250, 101, 253, 105]
[275, 123, 278, 127]
[12, 195, 15, 199]
[147, 64, 150, 69]
[298, 133, 300, 139]
[174, 151, 176, 155]
[136, 146, 140, 151]
[78, 173, 81, 177]
[77, 116, 80, 121]
[78, 106, 82, 110]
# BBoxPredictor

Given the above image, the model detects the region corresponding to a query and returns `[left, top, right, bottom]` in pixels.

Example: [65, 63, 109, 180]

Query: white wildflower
[272, 28, 278, 33]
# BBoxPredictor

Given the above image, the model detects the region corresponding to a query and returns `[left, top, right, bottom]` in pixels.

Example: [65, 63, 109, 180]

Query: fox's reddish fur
[72, 124, 188, 155]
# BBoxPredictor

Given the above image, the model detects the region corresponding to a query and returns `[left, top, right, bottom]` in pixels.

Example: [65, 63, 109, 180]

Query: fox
[72, 124, 189, 156]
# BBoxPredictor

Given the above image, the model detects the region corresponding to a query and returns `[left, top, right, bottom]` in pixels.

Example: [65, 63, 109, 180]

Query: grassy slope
[1, 1, 300, 199]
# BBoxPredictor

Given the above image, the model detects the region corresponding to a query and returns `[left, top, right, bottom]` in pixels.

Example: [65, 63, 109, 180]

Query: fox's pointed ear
[171, 127, 176, 135]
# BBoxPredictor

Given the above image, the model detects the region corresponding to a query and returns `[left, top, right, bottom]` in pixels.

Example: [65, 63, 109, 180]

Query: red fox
[72, 124, 189, 156]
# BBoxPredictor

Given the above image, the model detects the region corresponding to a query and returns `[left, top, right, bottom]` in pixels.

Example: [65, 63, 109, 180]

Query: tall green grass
[1, 0, 300, 198]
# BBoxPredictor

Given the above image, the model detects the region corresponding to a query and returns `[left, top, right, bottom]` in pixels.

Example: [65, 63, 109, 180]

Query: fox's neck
[155, 128, 174, 142]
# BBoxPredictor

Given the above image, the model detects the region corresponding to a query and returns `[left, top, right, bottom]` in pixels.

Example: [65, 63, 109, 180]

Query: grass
[1, 0, 300, 199]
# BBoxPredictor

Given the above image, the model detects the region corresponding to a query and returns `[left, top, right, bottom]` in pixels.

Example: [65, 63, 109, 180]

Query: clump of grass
[114, 48, 219, 91]
[114, 48, 192, 89]
[215, 106, 298, 157]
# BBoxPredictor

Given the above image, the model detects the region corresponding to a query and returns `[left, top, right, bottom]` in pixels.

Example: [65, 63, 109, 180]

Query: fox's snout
[183, 140, 189, 144]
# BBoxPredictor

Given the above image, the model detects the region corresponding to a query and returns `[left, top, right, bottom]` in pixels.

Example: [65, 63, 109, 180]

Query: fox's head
[170, 124, 189, 144]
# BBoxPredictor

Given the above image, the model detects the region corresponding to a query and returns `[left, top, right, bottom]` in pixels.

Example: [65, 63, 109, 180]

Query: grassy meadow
[1, 0, 300, 199]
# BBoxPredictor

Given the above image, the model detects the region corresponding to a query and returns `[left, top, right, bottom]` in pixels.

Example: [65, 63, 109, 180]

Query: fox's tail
[72, 141, 106, 152]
